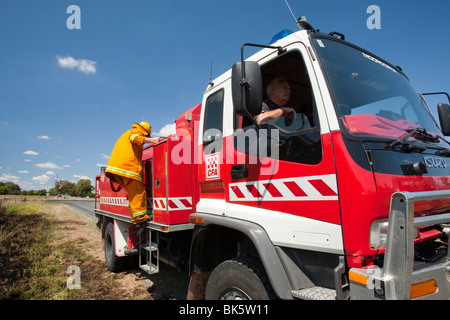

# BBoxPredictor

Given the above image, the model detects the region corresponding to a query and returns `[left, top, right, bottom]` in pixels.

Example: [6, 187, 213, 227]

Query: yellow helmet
[137, 121, 151, 136]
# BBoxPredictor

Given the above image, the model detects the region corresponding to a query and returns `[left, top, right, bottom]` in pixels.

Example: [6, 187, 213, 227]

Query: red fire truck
[94, 19, 450, 300]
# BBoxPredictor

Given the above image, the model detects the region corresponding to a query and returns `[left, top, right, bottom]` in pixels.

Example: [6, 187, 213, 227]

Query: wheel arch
[189, 213, 293, 299]
[101, 215, 114, 239]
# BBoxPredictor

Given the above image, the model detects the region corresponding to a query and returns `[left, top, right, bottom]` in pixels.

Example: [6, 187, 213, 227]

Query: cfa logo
[205, 154, 220, 180]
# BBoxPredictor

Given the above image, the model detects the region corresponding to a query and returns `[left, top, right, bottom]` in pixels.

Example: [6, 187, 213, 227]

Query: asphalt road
[47, 199, 95, 220]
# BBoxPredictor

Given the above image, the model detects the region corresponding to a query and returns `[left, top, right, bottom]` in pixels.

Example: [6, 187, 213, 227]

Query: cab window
[234, 50, 322, 165]
[203, 89, 224, 154]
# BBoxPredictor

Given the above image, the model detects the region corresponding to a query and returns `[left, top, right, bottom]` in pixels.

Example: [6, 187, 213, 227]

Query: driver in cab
[256, 77, 309, 129]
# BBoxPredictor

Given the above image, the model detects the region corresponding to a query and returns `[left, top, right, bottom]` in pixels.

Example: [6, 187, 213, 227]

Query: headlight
[370, 220, 389, 249]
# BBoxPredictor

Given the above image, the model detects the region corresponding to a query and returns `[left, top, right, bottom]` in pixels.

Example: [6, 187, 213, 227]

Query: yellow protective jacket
[105, 124, 147, 182]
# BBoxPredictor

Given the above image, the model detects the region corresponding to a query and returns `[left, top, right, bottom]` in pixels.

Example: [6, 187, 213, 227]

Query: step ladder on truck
[94, 17, 450, 300]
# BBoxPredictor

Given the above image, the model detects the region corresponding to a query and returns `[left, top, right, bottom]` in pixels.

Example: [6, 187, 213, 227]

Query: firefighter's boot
[132, 212, 149, 225]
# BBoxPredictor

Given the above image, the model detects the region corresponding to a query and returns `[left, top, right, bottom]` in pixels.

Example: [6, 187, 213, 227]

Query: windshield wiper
[386, 127, 441, 150]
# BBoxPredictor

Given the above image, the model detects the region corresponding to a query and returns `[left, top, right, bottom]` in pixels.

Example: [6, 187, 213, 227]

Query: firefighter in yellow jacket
[105, 122, 159, 225]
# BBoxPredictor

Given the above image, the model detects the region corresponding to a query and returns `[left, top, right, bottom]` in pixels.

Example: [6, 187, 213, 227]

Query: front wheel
[205, 258, 274, 300]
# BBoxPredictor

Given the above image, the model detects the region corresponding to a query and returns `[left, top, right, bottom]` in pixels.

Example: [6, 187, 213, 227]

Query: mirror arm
[240, 43, 286, 63]
[421, 92, 450, 104]
[239, 78, 261, 129]
[239, 43, 286, 130]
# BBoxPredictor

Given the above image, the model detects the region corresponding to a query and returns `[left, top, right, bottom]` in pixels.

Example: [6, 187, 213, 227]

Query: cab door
[225, 46, 341, 227]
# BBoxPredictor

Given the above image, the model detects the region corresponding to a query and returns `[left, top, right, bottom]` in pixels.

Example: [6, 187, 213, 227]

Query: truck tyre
[104, 222, 125, 272]
[205, 257, 274, 300]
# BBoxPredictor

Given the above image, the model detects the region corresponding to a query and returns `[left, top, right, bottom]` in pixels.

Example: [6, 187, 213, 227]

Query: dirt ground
[50, 203, 190, 300]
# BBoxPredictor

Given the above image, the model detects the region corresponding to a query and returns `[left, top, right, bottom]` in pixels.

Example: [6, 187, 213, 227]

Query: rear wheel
[205, 257, 274, 300]
[104, 222, 125, 272]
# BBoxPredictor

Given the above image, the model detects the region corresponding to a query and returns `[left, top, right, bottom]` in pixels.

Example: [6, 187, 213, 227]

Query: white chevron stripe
[229, 174, 338, 202]
[153, 197, 193, 211]
[100, 197, 129, 207]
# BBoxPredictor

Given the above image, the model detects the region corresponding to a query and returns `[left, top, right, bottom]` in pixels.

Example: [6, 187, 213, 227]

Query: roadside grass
[0, 203, 84, 299]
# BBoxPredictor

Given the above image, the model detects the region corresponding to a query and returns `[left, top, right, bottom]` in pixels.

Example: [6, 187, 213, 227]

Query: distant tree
[54, 178, 64, 195]
[75, 179, 94, 197]
[18, 189, 47, 196]
[60, 180, 76, 196]
[4, 182, 21, 195]
[49, 187, 58, 196]
[35, 189, 47, 196]
[50, 179, 93, 197]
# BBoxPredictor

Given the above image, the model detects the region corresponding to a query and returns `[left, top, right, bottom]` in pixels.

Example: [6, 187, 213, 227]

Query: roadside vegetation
[0, 179, 94, 197]
[0, 201, 185, 300]
[0, 203, 84, 299]
[0, 201, 156, 300]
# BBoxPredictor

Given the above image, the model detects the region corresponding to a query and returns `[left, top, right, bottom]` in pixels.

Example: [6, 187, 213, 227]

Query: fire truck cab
[95, 21, 450, 300]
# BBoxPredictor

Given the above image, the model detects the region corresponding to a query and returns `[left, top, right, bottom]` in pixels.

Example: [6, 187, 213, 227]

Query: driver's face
[271, 82, 291, 107]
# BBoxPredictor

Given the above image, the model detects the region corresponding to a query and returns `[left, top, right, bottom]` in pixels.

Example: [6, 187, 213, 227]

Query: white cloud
[101, 153, 110, 160]
[32, 174, 50, 184]
[74, 175, 91, 181]
[38, 135, 50, 140]
[18, 170, 29, 174]
[18, 181, 35, 191]
[0, 174, 21, 184]
[24, 159, 31, 162]
[34, 162, 62, 169]
[96, 163, 106, 167]
[46, 171, 56, 175]
[57, 56, 97, 74]
[78, 60, 97, 74]
[154, 123, 176, 137]
[23, 150, 39, 155]
[63, 164, 71, 168]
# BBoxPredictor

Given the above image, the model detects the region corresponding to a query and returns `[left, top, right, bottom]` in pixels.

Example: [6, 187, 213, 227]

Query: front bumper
[349, 190, 450, 300]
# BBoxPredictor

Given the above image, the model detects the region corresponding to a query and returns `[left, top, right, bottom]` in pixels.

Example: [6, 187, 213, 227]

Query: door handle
[230, 164, 248, 181]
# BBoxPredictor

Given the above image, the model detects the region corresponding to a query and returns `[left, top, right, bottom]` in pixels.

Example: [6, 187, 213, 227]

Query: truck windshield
[313, 37, 447, 148]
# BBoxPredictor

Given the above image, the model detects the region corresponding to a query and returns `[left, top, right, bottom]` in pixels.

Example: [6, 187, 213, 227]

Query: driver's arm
[257, 107, 295, 124]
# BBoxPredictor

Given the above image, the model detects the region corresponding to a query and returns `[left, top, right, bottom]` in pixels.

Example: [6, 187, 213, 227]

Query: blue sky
[1, 0, 449, 191]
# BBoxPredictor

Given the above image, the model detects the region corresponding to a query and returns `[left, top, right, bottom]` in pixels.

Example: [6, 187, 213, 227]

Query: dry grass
[0, 202, 151, 300]
[0, 203, 78, 299]
[0, 202, 187, 300]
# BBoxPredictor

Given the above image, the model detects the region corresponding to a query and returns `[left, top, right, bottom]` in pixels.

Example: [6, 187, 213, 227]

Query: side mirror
[437, 103, 450, 136]
[231, 61, 262, 117]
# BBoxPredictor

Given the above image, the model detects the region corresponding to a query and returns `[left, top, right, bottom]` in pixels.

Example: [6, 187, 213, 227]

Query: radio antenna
[284, 0, 300, 29]
[206, 56, 214, 90]
[209, 56, 213, 82]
